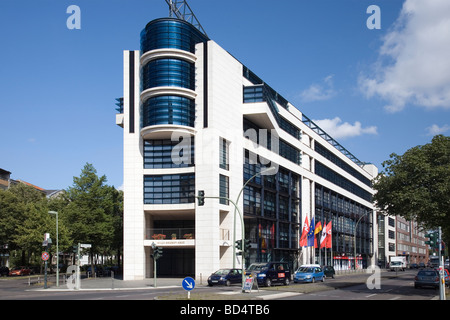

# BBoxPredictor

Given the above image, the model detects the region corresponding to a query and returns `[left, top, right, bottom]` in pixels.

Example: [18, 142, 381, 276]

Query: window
[142, 95, 195, 127]
[388, 217, 395, 227]
[141, 58, 195, 91]
[243, 85, 264, 103]
[219, 175, 229, 205]
[388, 230, 395, 239]
[263, 191, 276, 219]
[243, 185, 261, 216]
[219, 138, 229, 170]
[315, 161, 372, 202]
[144, 174, 195, 204]
[144, 139, 194, 169]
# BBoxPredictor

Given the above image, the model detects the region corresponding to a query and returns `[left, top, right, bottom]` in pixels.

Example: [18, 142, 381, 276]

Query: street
[0, 269, 443, 301]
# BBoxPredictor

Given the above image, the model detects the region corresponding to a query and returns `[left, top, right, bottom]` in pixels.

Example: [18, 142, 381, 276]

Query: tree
[63, 163, 119, 274]
[373, 135, 450, 245]
[0, 183, 53, 265]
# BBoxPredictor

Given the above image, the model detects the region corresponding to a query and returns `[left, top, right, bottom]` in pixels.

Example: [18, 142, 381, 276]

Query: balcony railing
[146, 228, 195, 240]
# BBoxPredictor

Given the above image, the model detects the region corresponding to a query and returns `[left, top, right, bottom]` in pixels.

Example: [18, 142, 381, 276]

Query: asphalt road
[0, 269, 444, 301]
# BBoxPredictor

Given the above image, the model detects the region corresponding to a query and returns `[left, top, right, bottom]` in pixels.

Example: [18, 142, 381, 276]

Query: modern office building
[117, 2, 378, 280]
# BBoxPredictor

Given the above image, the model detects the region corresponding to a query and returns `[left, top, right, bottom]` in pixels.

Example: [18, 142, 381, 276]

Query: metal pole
[76, 243, 80, 290]
[439, 227, 445, 300]
[44, 259, 48, 289]
[49, 211, 59, 287]
[154, 257, 157, 288]
[232, 167, 276, 268]
[354, 212, 368, 271]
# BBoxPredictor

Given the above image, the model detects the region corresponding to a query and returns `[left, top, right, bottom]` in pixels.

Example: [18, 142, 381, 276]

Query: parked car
[414, 270, 439, 289]
[247, 262, 291, 287]
[208, 268, 242, 286]
[409, 263, 418, 269]
[9, 266, 31, 276]
[322, 265, 335, 279]
[294, 264, 325, 283]
[439, 268, 449, 287]
[0, 266, 9, 276]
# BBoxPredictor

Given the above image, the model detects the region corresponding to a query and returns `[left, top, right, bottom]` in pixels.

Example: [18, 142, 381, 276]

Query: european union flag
[307, 217, 315, 247]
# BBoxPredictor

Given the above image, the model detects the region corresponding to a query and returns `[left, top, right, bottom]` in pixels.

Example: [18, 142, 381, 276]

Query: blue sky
[1, 0, 449, 190]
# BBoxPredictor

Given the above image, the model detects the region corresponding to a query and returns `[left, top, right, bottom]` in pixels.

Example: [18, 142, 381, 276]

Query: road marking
[258, 292, 303, 300]
[390, 296, 401, 300]
[219, 291, 240, 295]
[366, 293, 377, 298]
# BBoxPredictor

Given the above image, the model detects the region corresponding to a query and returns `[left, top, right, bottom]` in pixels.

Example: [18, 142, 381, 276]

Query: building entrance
[157, 248, 194, 278]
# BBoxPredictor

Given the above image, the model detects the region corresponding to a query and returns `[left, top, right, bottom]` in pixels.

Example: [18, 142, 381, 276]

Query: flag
[314, 221, 322, 248]
[320, 220, 327, 249]
[299, 216, 309, 247]
[325, 220, 332, 249]
[307, 217, 315, 247]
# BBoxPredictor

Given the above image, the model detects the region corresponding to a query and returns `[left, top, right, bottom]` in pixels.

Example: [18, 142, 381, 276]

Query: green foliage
[0, 163, 123, 267]
[374, 135, 450, 244]
[63, 163, 122, 264]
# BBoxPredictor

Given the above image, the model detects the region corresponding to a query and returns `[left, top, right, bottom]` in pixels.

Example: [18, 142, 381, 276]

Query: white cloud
[313, 117, 378, 139]
[426, 124, 450, 136]
[359, 0, 450, 112]
[300, 74, 336, 102]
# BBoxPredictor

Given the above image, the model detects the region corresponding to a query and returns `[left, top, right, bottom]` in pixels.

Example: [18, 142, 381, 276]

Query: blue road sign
[182, 277, 195, 291]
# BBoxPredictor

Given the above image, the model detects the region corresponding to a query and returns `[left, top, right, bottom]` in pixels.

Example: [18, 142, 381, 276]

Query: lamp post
[48, 211, 59, 287]
[232, 166, 276, 268]
[353, 211, 368, 271]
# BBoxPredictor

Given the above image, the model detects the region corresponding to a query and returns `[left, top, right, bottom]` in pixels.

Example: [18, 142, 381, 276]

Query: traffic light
[152, 246, 163, 260]
[425, 232, 438, 249]
[244, 239, 251, 252]
[235, 239, 242, 255]
[197, 190, 205, 206]
[72, 244, 81, 261]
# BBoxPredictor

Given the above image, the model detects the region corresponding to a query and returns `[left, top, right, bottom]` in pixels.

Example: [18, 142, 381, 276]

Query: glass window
[144, 174, 195, 204]
[142, 95, 195, 128]
[140, 19, 208, 54]
[144, 139, 194, 169]
[141, 59, 195, 91]
[219, 175, 229, 205]
[219, 138, 229, 170]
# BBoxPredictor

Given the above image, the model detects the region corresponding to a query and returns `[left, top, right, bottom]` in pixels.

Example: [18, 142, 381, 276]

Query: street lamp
[233, 166, 276, 268]
[353, 211, 368, 271]
[48, 211, 59, 287]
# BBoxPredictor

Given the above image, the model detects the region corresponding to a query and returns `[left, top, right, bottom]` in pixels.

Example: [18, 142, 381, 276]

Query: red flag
[299, 216, 309, 247]
[320, 220, 327, 249]
[325, 221, 332, 249]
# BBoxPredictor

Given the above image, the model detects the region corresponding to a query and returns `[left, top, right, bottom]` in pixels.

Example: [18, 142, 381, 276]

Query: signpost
[182, 276, 195, 299]
[42, 251, 49, 261]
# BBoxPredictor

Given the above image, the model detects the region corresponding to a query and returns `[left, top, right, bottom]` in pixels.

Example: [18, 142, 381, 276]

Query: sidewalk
[37, 276, 184, 291]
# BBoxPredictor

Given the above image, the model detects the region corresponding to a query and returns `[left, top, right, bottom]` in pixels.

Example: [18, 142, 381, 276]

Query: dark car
[208, 268, 242, 286]
[410, 263, 418, 269]
[414, 270, 439, 289]
[247, 262, 291, 287]
[322, 265, 335, 279]
[0, 266, 9, 276]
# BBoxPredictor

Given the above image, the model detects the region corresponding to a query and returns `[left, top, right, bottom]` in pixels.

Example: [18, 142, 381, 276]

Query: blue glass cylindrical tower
[140, 18, 208, 128]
